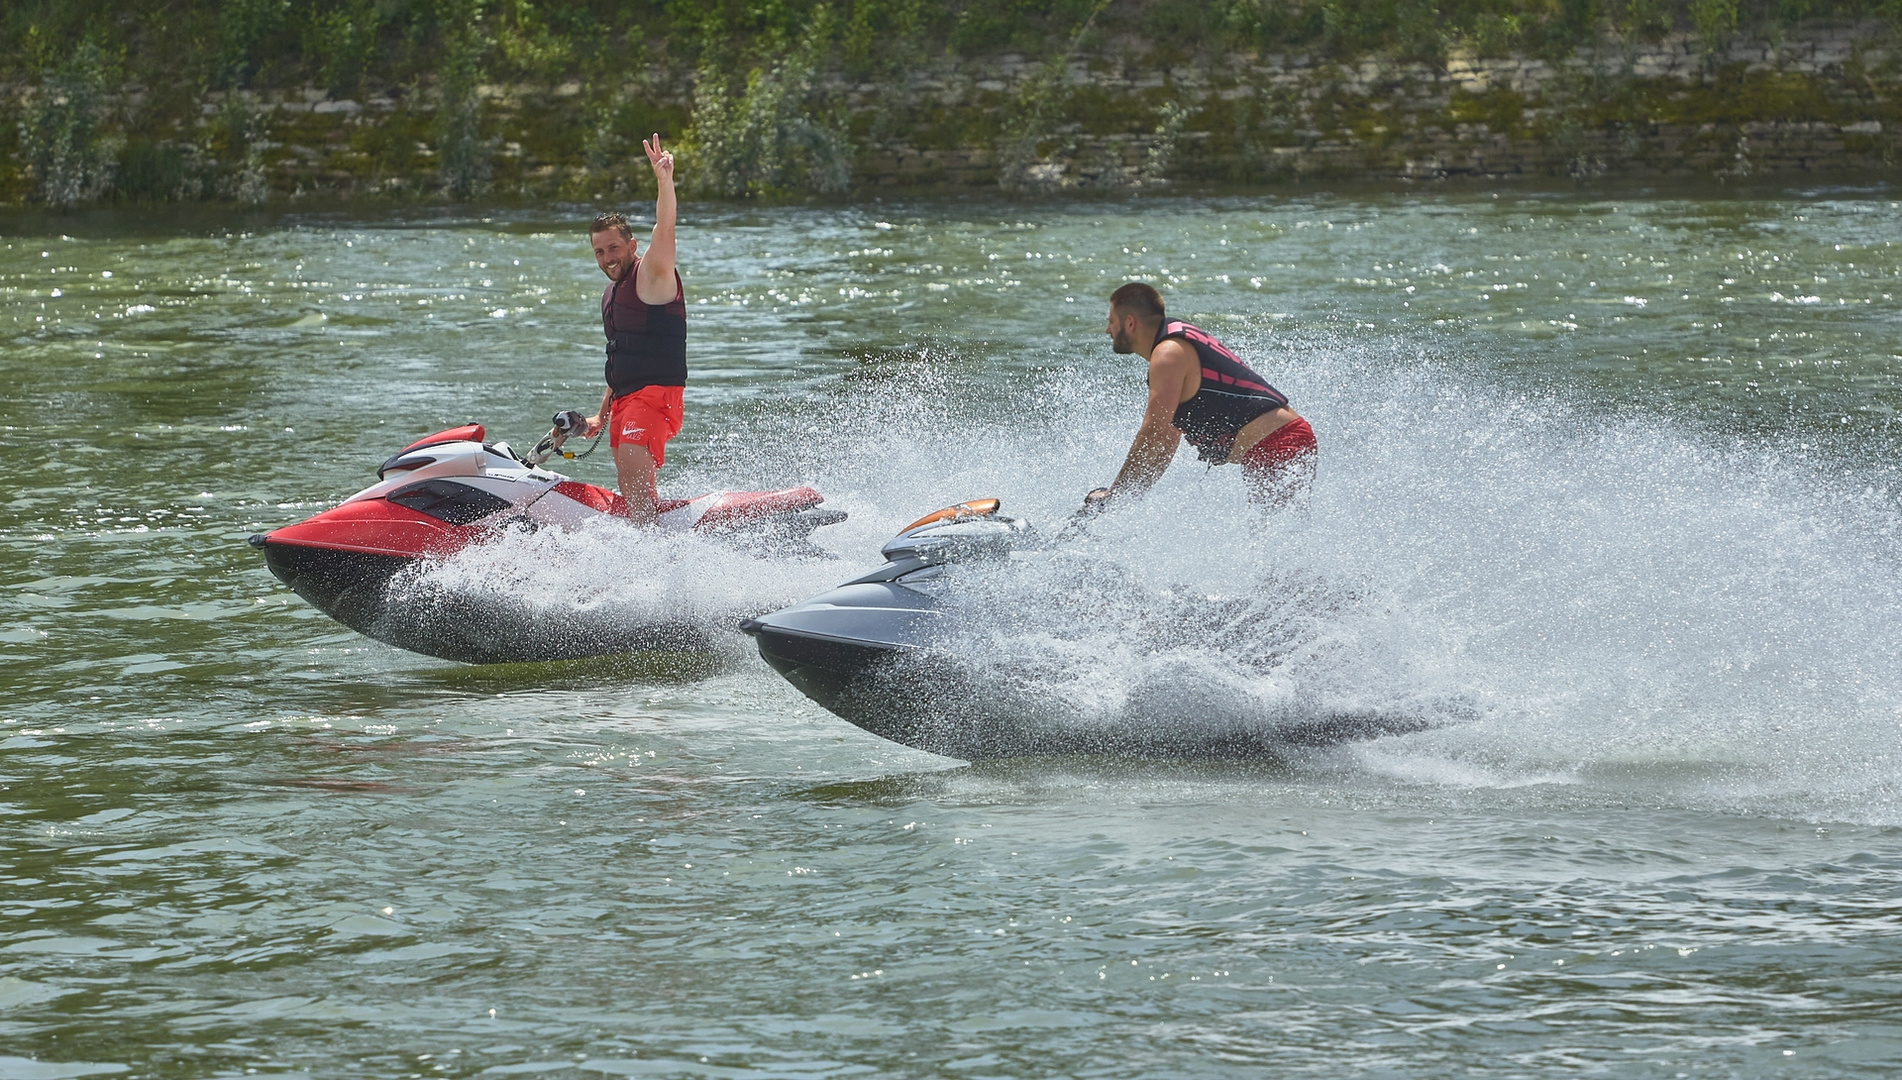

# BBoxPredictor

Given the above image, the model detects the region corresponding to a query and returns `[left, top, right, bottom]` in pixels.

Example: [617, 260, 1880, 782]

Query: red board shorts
[1239, 416, 1317, 507]
[608, 385, 684, 467]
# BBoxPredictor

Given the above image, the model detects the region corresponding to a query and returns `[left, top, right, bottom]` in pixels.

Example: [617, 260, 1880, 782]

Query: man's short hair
[590, 211, 633, 240]
[1109, 281, 1165, 322]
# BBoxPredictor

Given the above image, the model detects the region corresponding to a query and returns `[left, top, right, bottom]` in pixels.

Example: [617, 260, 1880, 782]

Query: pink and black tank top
[1161, 321, 1290, 462]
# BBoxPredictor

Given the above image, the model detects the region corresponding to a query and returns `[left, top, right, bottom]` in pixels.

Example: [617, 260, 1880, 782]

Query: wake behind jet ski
[253, 413, 845, 664]
[741, 499, 1433, 759]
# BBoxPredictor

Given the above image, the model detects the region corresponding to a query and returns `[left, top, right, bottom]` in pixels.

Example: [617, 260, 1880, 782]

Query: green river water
[3, 185, 1902, 1078]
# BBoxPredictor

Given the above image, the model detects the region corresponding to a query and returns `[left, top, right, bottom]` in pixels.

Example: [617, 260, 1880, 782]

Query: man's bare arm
[583, 385, 614, 438]
[1106, 343, 1193, 500]
[634, 134, 677, 306]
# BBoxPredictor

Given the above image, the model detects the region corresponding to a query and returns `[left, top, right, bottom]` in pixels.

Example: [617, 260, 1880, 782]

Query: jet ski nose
[737, 618, 765, 636]
[248, 533, 268, 548]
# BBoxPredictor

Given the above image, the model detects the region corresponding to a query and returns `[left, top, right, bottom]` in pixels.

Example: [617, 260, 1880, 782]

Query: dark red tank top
[1160, 321, 1289, 462]
[602, 258, 687, 395]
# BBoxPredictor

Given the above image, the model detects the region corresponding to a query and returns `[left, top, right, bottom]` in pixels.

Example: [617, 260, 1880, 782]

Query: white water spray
[401, 324, 1902, 819]
[795, 328, 1901, 818]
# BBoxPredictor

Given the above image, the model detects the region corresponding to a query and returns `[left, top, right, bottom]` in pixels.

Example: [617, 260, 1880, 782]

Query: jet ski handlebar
[523, 410, 594, 467]
[1046, 487, 1114, 543]
[878, 499, 1035, 566]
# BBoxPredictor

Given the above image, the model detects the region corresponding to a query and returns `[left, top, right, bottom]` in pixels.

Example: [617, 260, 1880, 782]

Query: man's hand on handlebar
[1053, 487, 1113, 542]
[580, 414, 604, 438]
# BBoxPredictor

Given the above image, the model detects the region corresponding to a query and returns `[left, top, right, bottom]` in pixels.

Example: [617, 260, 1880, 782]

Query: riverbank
[4, 13, 1897, 205]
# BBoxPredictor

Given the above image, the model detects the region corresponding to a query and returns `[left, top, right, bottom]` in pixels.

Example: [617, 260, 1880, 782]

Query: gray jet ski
[741, 499, 1432, 759]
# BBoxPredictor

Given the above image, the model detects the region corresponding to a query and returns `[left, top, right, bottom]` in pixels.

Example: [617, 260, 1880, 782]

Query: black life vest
[1160, 321, 1290, 462]
[602, 259, 687, 395]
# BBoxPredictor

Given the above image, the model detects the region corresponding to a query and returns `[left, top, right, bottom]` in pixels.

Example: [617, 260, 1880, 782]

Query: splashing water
[387, 514, 855, 663]
[606, 322, 1902, 820]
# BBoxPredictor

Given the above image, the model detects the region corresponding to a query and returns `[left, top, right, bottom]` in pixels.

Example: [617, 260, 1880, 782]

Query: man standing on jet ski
[580, 135, 683, 525]
[1090, 282, 1317, 510]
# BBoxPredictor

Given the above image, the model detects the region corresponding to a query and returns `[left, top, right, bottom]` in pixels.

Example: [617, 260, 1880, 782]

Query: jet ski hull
[751, 615, 1433, 758]
[254, 423, 841, 665]
[743, 502, 1435, 760]
[744, 621, 996, 757]
[747, 622, 898, 711]
[258, 537, 710, 665]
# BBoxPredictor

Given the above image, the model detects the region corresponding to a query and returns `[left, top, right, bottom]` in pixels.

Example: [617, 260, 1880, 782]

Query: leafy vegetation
[688, 8, 854, 196]
[3, 0, 1898, 203]
[10, 0, 1897, 93]
[14, 38, 118, 206]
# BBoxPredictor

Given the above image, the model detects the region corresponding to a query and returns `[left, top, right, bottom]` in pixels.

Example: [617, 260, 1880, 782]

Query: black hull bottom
[259, 541, 711, 665]
[748, 627, 1430, 760]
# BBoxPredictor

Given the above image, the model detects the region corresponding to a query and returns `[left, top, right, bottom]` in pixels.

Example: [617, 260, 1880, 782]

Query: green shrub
[216, 96, 271, 204]
[115, 140, 189, 201]
[436, 0, 491, 197]
[303, 0, 383, 95]
[1619, 0, 1675, 41]
[17, 40, 118, 206]
[1691, 0, 1740, 51]
[685, 9, 852, 196]
[218, 0, 291, 86]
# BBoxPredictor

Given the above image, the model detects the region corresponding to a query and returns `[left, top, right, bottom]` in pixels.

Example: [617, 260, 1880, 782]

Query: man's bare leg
[613, 442, 660, 525]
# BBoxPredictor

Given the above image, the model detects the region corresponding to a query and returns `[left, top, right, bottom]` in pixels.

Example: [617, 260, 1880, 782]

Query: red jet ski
[252, 415, 845, 664]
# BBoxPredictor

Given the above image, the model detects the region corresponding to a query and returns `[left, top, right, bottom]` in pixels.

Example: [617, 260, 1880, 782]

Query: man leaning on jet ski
[1086, 281, 1317, 514]
[580, 134, 684, 525]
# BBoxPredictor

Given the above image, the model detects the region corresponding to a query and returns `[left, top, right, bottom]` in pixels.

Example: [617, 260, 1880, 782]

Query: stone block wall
[3, 22, 1896, 204]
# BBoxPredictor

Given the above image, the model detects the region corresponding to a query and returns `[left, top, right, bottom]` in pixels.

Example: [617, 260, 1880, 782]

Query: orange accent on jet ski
[897, 498, 1000, 535]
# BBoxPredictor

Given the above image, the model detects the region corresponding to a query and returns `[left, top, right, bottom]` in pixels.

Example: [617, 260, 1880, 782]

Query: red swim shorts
[1240, 417, 1317, 506]
[608, 385, 684, 466]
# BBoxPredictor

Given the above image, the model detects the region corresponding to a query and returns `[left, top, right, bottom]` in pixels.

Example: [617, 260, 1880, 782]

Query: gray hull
[742, 510, 1430, 760]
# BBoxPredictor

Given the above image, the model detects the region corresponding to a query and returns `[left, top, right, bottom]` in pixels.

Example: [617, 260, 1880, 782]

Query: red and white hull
[253, 423, 844, 664]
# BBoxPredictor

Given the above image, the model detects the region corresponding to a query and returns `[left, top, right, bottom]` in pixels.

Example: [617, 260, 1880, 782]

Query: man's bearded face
[1108, 308, 1138, 354]
[593, 230, 636, 282]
